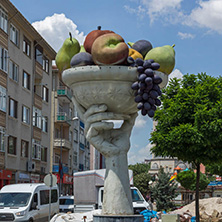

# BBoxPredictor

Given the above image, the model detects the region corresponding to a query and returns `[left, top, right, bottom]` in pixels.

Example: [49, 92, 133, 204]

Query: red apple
[91, 33, 129, 65]
[83, 26, 114, 54]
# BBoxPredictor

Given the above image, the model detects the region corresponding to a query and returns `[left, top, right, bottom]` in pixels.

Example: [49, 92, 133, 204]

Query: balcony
[56, 112, 71, 126]
[35, 62, 43, 79]
[54, 138, 71, 150]
[0, 29, 8, 49]
[57, 86, 72, 102]
[34, 93, 42, 109]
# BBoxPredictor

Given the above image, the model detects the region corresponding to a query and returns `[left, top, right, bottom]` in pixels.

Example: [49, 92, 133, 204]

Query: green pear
[55, 33, 80, 72]
[144, 44, 175, 75]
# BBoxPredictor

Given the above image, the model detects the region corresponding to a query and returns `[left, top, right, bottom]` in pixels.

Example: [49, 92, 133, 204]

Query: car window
[59, 198, 74, 205]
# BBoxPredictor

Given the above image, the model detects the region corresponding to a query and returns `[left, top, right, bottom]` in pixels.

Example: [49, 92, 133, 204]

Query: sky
[10, 0, 222, 165]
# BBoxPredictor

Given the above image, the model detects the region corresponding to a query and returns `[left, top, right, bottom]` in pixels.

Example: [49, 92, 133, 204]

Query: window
[152, 163, 158, 169]
[40, 189, 58, 205]
[43, 57, 49, 73]
[35, 44, 43, 65]
[42, 86, 48, 102]
[32, 139, 41, 160]
[9, 98, 18, 118]
[8, 136, 16, 155]
[55, 154, 60, 164]
[69, 130, 72, 142]
[0, 127, 5, 152]
[0, 6, 8, 33]
[41, 146, 47, 162]
[21, 140, 28, 157]
[0, 47, 8, 73]
[33, 107, 41, 128]
[10, 24, 19, 46]
[0, 85, 6, 112]
[42, 116, 48, 133]
[23, 71, 30, 90]
[9, 60, 18, 82]
[23, 36, 31, 57]
[22, 105, 30, 124]
[73, 129, 78, 142]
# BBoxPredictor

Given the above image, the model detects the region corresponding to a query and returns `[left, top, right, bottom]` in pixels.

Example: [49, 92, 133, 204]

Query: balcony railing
[54, 138, 71, 150]
[57, 86, 72, 101]
[56, 112, 71, 125]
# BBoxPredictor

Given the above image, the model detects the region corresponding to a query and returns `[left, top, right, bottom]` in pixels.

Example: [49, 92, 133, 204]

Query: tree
[128, 163, 151, 196]
[205, 163, 222, 177]
[149, 167, 178, 211]
[150, 73, 222, 222]
[176, 170, 210, 204]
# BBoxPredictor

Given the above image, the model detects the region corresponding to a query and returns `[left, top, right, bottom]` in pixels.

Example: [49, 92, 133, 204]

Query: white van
[59, 195, 74, 213]
[0, 183, 59, 222]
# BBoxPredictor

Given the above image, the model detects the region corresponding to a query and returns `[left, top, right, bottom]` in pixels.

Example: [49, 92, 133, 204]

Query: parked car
[0, 183, 59, 222]
[59, 195, 74, 213]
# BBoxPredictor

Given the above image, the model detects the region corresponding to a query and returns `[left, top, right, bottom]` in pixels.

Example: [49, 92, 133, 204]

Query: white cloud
[169, 69, 183, 80]
[187, 0, 222, 34]
[178, 32, 195, 39]
[142, 0, 183, 23]
[125, 0, 184, 24]
[125, 0, 222, 35]
[128, 143, 153, 165]
[134, 113, 147, 128]
[32, 13, 85, 52]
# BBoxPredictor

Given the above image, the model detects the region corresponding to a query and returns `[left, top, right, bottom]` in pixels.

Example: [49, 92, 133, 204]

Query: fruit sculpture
[56, 26, 176, 118]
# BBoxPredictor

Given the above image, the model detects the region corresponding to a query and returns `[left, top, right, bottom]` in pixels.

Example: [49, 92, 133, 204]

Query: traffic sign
[44, 174, 57, 187]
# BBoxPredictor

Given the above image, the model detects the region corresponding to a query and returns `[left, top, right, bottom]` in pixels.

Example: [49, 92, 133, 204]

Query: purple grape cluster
[129, 57, 162, 118]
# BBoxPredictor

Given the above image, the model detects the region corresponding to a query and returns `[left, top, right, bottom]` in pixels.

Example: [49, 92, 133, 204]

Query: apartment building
[0, 1, 56, 187]
[52, 66, 91, 195]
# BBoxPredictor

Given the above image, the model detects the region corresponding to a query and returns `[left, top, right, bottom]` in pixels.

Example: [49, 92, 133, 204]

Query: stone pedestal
[93, 214, 144, 222]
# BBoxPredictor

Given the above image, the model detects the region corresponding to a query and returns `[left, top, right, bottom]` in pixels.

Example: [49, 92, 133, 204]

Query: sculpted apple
[91, 33, 129, 65]
[83, 26, 114, 54]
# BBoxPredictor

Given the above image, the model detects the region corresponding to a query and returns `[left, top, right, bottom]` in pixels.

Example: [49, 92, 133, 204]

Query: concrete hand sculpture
[72, 96, 138, 215]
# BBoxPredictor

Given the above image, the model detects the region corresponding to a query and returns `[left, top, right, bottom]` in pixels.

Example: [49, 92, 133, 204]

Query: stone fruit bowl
[62, 65, 168, 115]
[62, 66, 138, 114]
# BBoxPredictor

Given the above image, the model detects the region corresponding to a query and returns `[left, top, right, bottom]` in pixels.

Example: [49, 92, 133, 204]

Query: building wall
[0, 0, 56, 187]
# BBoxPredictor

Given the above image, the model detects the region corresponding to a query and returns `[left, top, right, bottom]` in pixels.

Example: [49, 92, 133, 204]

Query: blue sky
[10, 0, 222, 164]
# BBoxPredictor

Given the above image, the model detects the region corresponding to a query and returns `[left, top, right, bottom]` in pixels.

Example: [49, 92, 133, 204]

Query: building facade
[51, 66, 91, 195]
[0, 0, 56, 187]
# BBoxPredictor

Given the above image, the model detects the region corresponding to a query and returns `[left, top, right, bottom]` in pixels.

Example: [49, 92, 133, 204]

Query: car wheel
[28, 219, 33, 222]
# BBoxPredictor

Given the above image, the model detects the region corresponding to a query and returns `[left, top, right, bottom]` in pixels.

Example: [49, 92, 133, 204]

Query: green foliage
[190, 173, 210, 191]
[205, 163, 222, 177]
[176, 170, 195, 190]
[150, 168, 178, 211]
[150, 73, 222, 165]
[133, 172, 151, 197]
[128, 163, 151, 196]
[128, 163, 150, 176]
[176, 170, 210, 191]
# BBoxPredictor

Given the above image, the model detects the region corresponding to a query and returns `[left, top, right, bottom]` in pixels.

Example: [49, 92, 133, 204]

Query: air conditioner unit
[27, 161, 36, 172]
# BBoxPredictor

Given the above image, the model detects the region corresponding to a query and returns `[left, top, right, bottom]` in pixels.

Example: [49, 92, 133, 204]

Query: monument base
[93, 214, 144, 222]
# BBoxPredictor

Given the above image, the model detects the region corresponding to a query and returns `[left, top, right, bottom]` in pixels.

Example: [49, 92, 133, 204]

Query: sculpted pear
[55, 33, 80, 72]
[144, 44, 175, 75]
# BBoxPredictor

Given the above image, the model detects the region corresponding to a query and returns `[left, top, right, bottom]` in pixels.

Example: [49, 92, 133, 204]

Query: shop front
[17, 172, 30, 183]
[54, 173, 73, 195]
[0, 169, 12, 189]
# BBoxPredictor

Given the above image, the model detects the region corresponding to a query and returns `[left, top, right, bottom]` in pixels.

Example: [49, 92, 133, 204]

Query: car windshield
[0, 193, 31, 207]
[131, 189, 144, 202]
[59, 198, 74, 205]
